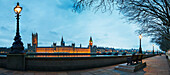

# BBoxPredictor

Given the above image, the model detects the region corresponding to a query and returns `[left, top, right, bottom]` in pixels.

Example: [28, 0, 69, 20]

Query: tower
[89, 36, 93, 46]
[61, 36, 65, 46]
[32, 33, 38, 47]
[89, 36, 94, 53]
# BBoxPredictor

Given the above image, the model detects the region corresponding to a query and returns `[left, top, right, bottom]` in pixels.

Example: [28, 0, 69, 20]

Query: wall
[0, 54, 156, 71]
[25, 56, 130, 71]
[0, 57, 7, 68]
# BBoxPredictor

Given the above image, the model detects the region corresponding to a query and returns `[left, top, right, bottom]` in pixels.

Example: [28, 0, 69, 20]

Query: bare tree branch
[73, 0, 170, 51]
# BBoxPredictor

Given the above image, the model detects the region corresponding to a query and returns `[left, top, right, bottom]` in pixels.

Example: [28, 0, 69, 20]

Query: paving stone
[34, 72, 46, 75]
[23, 72, 34, 75]
[12, 71, 25, 75]
[144, 73, 157, 75]
[88, 69, 103, 73]
[47, 72, 58, 75]
[94, 72, 112, 75]
[0, 73, 8, 75]
[105, 68, 114, 71]
[67, 71, 81, 75]
[157, 72, 169, 75]
[80, 72, 93, 75]
[0, 69, 8, 73]
[56, 72, 67, 75]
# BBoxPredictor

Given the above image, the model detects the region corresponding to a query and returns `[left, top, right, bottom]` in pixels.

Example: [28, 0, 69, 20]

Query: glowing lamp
[139, 34, 142, 39]
[14, 2, 22, 14]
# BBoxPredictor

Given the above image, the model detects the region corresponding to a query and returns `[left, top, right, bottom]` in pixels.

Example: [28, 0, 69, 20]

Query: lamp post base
[10, 35, 25, 54]
[10, 43, 25, 54]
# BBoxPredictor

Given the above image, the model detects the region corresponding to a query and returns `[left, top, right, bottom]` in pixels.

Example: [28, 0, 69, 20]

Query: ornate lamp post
[152, 44, 154, 54]
[10, 2, 24, 54]
[139, 34, 142, 54]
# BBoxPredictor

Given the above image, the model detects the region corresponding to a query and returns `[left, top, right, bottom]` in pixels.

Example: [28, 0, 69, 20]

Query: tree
[73, 0, 170, 51]
[151, 32, 170, 51]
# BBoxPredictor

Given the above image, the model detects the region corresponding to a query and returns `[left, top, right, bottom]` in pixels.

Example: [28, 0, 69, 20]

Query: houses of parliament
[27, 33, 96, 53]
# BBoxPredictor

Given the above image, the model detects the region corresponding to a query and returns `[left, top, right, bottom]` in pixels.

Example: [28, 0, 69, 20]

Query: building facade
[27, 33, 96, 53]
[0, 47, 11, 53]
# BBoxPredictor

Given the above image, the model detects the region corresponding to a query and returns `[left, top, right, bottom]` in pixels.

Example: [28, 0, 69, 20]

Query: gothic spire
[61, 36, 65, 46]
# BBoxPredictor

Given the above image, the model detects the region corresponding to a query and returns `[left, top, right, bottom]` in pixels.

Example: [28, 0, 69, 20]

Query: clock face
[89, 41, 93, 46]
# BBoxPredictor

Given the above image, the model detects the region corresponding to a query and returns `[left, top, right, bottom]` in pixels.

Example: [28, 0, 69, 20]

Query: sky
[0, 0, 160, 51]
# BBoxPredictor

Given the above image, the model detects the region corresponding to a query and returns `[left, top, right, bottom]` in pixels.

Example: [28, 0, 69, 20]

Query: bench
[127, 54, 143, 65]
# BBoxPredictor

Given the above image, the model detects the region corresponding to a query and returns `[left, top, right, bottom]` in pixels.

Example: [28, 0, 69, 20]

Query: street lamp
[139, 34, 142, 54]
[10, 2, 24, 54]
[152, 44, 154, 54]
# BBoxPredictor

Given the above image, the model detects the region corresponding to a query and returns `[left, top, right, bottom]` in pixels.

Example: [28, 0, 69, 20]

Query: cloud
[56, 0, 73, 10]
[49, 31, 60, 36]
[0, 26, 8, 31]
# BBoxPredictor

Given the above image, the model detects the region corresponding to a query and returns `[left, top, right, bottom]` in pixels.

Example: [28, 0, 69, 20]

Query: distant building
[96, 47, 115, 53]
[27, 33, 96, 53]
[0, 47, 10, 53]
[95, 47, 139, 53]
[27, 33, 140, 53]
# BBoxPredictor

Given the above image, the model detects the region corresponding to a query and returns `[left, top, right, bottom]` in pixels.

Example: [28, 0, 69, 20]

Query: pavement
[0, 55, 169, 75]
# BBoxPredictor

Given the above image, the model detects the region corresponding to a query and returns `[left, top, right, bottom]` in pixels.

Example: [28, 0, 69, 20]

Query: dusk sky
[0, 0, 159, 51]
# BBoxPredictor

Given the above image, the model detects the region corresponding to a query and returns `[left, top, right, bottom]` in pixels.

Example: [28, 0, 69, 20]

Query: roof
[37, 46, 84, 48]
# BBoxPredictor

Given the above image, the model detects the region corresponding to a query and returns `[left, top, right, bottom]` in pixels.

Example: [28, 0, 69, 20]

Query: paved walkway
[0, 55, 169, 75]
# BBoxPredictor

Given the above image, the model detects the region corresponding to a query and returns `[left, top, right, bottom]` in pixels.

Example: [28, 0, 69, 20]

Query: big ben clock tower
[89, 36, 93, 46]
